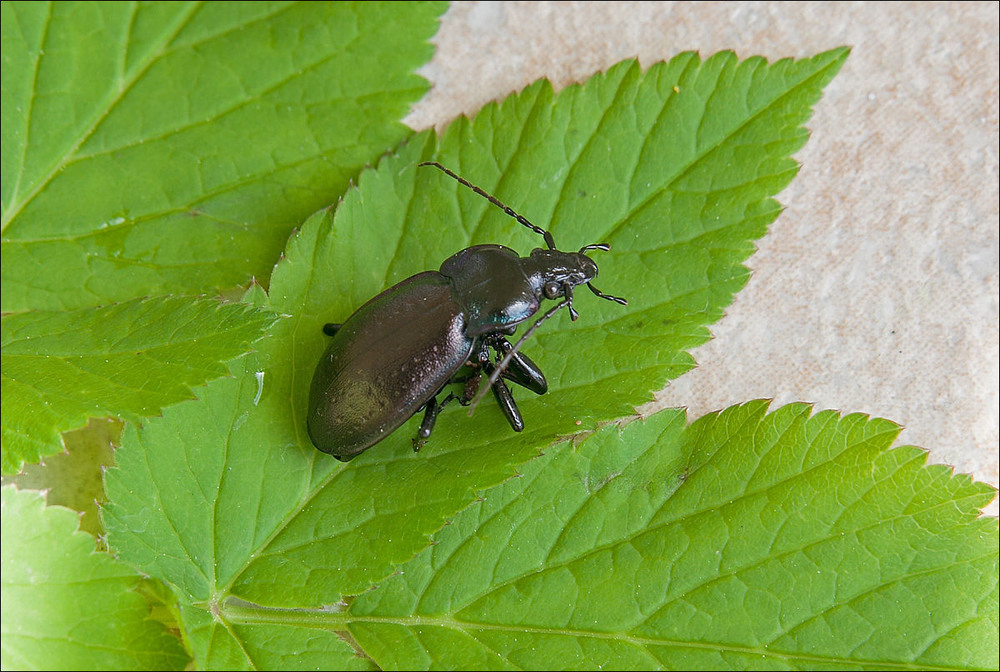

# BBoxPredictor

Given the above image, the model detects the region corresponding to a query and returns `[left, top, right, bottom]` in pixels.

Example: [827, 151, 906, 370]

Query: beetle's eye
[543, 282, 562, 299]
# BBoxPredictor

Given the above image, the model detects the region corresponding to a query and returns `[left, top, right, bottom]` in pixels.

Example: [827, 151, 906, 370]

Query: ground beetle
[307, 162, 627, 460]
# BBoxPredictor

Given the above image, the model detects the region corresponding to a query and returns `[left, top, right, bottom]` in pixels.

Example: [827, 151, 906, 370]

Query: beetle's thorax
[524, 248, 598, 300]
[440, 245, 539, 335]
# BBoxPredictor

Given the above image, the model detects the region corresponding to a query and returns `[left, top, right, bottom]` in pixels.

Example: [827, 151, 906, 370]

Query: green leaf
[103, 49, 859, 669]
[1, 296, 275, 474]
[1, 1, 445, 312]
[1, 485, 189, 670]
[346, 403, 999, 670]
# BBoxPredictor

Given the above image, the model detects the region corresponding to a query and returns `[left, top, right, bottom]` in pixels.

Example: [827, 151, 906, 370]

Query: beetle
[307, 162, 627, 460]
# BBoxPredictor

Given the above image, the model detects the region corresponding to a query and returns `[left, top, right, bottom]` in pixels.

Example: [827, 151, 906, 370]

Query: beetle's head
[527, 245, 627, 320]
[528, 248, 597, 295]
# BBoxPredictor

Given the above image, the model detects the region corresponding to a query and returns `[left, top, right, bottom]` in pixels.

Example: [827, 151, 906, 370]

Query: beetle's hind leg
[410, 366, 490, 451]
[413, 390, 460, 452]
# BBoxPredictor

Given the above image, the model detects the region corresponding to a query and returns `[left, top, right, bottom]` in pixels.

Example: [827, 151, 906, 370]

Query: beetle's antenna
[468, 298, 571, 414]
[419, 161, 557, 250]
[587, 282, 628, 305]
[579, 243, 628, 306]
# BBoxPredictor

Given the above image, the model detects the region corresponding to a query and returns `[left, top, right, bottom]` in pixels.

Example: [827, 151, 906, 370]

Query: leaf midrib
[218, 603, 962, 672]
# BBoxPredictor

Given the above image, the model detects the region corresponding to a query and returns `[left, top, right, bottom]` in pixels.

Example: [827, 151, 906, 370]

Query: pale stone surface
[404, 2, 999, 514]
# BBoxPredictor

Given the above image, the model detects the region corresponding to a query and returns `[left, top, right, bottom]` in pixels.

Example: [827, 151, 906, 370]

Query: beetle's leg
[414, 395, 441, 450]
[412, 359, 492, 451]
[413, 391, 460, 452]
[486, 371, 524, 432]
[322, 323, 342, 336]
[488, 335, 547, 395]
[474, 346, 525, 432]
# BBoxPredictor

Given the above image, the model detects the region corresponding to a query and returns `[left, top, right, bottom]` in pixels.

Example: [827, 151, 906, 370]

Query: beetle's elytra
[307, 162, 627, 460]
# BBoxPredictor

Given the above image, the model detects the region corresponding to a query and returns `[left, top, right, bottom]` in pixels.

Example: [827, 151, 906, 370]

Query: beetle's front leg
[486, 334, 548, 395]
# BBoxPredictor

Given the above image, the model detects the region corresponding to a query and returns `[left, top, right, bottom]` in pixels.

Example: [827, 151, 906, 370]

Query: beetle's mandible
[307, 162, 627, 460]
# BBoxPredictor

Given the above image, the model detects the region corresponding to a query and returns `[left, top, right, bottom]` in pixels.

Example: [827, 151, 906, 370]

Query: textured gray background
[404, 2, 999, 515]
